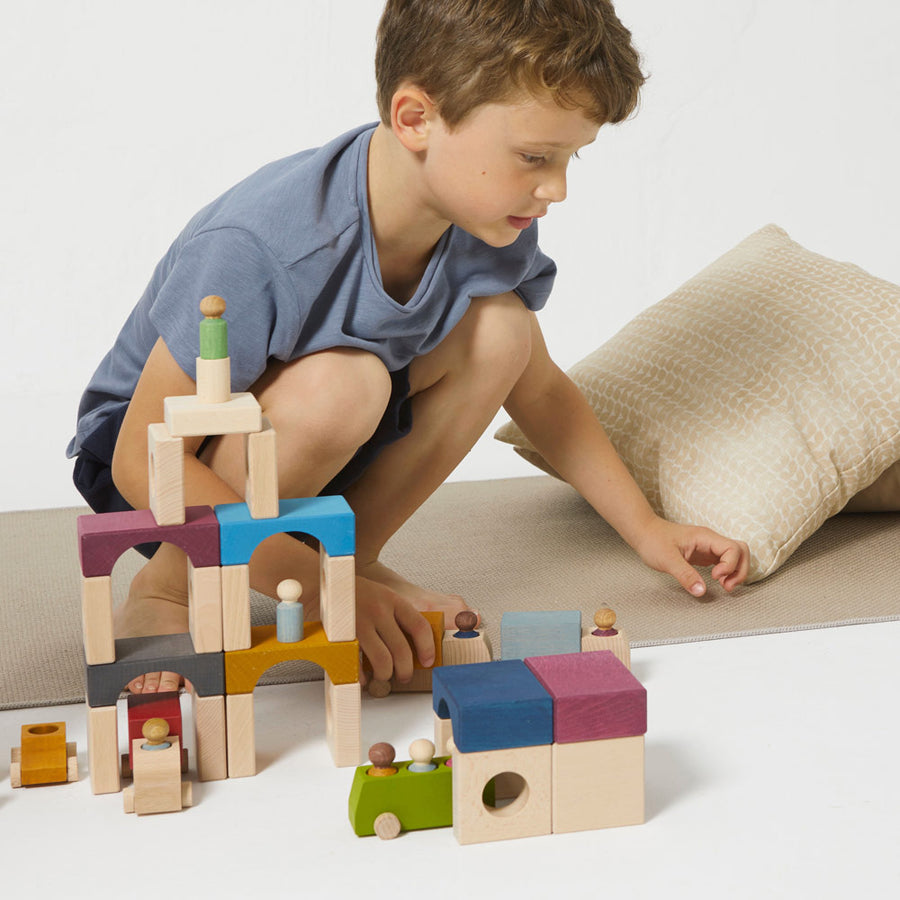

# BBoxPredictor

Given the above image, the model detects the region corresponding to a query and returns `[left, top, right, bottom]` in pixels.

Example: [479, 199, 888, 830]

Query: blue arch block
[215, 496, 355, 564]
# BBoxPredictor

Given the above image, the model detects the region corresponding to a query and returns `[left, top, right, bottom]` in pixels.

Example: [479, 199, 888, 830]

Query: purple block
[77, 506, 220, 577]
[524, 650, 647, 743]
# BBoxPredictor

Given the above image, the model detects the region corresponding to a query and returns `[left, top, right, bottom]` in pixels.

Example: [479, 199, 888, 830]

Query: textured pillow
[495, 225, 900, 582]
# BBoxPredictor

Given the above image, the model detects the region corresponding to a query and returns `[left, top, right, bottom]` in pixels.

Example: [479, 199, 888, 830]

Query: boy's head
[375, 0, 645, 130]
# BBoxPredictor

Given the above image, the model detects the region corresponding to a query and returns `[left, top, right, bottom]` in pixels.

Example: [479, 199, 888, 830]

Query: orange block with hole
[20, 722, 69, 785]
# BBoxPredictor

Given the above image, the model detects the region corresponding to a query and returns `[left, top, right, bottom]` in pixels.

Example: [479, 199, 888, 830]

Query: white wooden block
[226, 693, 256, 778]
[164, 391, 262, 438]
[81, 575, 114, 665]
[324, 675, 361, 767]
[222, 564, 251, 651]
[442, 630, 493, 666]
[451, 743, 552, 845]
[245, 417, 279, 519]
[433, 711, 454, 756]
[88, 704, 120, 795]
[319, 551, 356, 643]
[128, 736, 185, 814]
[581, 627, 631, 669]
[552, 735, 644, 833]
[192, 692, 228, 782]
[147, 422, 185, 526]
[187, 561, 223, 653]
[196, 355, 231, 404]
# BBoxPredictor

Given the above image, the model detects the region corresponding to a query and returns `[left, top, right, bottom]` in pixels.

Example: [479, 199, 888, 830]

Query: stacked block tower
[77, 296, 362, 797]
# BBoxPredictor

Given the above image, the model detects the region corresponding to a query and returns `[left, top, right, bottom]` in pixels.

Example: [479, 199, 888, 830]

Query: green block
[348, 757, 453, 836]
[199, 316, 228, 360]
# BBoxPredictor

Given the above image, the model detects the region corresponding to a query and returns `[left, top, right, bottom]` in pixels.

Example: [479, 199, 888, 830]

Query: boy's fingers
[396, 604, 436, 671]
[668, 553, 707, 597]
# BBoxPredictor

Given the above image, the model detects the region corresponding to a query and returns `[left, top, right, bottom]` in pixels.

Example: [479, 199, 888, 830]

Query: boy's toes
[127, 675, 146, 694]
[157, 671, 183, 693]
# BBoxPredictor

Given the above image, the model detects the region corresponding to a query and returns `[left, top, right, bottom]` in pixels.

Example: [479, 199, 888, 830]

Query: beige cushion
[495, 225, 900, 582]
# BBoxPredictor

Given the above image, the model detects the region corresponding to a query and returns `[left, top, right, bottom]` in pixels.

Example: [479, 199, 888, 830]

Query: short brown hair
[375, 0, 646, 128]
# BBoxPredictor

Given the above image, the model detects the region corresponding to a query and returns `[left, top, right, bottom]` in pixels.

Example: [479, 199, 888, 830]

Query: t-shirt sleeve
[147, 227, 300, 391]
[514, 240, 557, 312]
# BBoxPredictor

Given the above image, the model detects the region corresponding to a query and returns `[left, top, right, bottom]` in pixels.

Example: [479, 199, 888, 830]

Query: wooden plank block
[319, 551, 356, 643]
[226, 693, 256, 778]
[81, 575, 114, 665]
[187, 561, 223, 653]
[164, 391, 262, 438]
[552, 735, 644, 832]
[222, 564, 251, 651]
[192, 692, 228, 782]
[245, 417, 279, 519]
[324, 675, 361, 767]
[524, 650, 647, 743]
[147, 422, 185, 526]
[431, 659, 553, 753]
[88, 705, 121, 795]
[500, 609, 582, 660]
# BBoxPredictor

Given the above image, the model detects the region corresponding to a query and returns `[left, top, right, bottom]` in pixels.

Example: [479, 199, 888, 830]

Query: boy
[68, 0, 749, 692]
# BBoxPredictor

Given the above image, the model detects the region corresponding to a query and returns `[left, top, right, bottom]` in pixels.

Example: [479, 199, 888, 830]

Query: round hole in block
[482, 771, 529, 817]
[28, 724, 60, 736]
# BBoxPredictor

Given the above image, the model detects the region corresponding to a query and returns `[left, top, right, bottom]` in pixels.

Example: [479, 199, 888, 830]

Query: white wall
[1, 0, 897, 511]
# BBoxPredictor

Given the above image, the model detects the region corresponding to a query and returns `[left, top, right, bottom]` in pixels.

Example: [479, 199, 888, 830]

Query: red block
[524, 650, 647, 743]
[77, 506, 220, 577]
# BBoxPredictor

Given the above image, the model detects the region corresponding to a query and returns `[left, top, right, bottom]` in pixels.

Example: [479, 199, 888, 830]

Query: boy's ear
[390, 84, 437, 152]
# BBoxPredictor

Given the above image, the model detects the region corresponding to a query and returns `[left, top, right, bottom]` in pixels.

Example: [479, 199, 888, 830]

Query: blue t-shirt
[68, 123, 556, 458]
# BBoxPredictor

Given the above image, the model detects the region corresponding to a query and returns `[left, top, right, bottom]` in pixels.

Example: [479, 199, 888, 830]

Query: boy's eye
[519, 153, 546, 166]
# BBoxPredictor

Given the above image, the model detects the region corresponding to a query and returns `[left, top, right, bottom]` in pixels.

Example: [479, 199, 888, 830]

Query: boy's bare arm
[504, 314, 749, 594]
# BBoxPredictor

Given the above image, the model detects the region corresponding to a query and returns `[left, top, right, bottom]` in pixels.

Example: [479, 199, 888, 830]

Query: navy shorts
[72, 366, 413, 558]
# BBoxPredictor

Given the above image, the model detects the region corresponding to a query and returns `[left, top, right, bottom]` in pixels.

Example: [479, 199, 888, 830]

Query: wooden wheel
[373, 812, 402, 840]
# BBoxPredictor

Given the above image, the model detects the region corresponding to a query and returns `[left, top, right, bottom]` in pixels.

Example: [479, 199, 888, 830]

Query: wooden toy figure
[276, 578, 304, 643]
[123, 718, 193, 815]
[581, 607, 631, 669]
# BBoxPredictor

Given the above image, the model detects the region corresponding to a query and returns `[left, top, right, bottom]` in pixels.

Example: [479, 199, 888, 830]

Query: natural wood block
[581, 627, 631, 669]
[451, 743, 552, 845]
[226, 693, 256, 778]
[222, 564, 251, 651]
[88, 705, 121, 795]
[147, 422, 185, 526]
[442, 629, 493, 666]
[245, 418, 279, 519]
[319, 551, 356, 643]
[192, 693, 227, 782]
[433, 711, 454, 757]
[196, 355, 231, 404]
[187, 561, 223, 653]
[325, 675, 361, 767]
[81, 575, 114, 665]
[128, 736, 187, 814]
[552, 735, 644, 833]
[164, 391, 262, 438]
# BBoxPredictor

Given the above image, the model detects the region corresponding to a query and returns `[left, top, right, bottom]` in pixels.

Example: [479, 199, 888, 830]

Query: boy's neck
[366, 123, 449, 303]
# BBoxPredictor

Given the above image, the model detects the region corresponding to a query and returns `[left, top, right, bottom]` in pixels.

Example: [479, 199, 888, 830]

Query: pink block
[77, 506, 220, 577]
[525, 650, 647, 743]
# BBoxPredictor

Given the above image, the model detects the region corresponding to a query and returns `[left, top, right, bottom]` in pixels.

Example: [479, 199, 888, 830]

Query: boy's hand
[355, 577, 436, 684]
[635, 518, 750, 597]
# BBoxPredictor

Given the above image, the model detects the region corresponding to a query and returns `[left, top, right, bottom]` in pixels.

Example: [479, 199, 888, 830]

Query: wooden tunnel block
[552, 736, 645, 833]
[77, 505, 220, 578]
[500, 610, 582, 660]
[525, 651, 647, 743]
[126, 692, 183, 771]
[125, 736, 191, 815]
[86, 632, 225, 708]
[325, 675, 362, 767]
[88, 705, 121, 795]
[451, 742, 552, 845]
[224, 622, 359, 695]
[187, 560, 223, 653]
[164, 390, 262, 438]
[17, 722, 69, 786]
[192, 692, 228, 782]
[81, 575, 115, 665]
[433, 711, 454, 757]
[581, 627, 631, 669]
[442, 629, 493, 666]
[226, 693, 256, 778]
[222, 564, 251, 651]
[432, 660, 553, 753]
[147, 422, 185, 526]
[215, 495, 355, 565]
[319, 551, 356, 643]
[245, 417, 279, 519]
[196, 355, 231, 405]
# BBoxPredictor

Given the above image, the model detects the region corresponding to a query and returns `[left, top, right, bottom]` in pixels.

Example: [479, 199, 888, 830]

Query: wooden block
[127, 735, 187, 814]
[78, 505, 220, 578]
[431, 660, 553, 753]
[215, 495, 355, 565]
[224, 622, 358, 695]
[442, 629, 493, 666]
[88, 705, 121, 795]
[501, 610, 582, 660]
[525, 650, 647, 743]
[433, 711, 454, 756]
[222, 564, 251, 651]
[192, 692, 228, 782]
[81, 575, 114, 665]
[187, 560, 223, 653]
[226, 693, 256, 778]
[147, 422, 185, 526]
[325, 675, 361, 767]
[196, 355, 231, 404]
[18, 722, 68, 785]
[581, 627, 631, 669]
[164, 391, 262, 438]
[245, 417, 279, 519]
[552, 735, 644, 832]
[451, 743, 552, 845]
[319, 551, 356, 643]
[126, 692, 183, 771]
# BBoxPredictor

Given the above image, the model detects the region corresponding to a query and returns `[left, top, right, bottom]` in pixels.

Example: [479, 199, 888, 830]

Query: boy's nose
[534, 170, 567, 204]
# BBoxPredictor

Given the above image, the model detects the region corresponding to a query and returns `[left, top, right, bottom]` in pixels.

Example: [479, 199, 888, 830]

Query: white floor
[3, 622, 899, 899]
